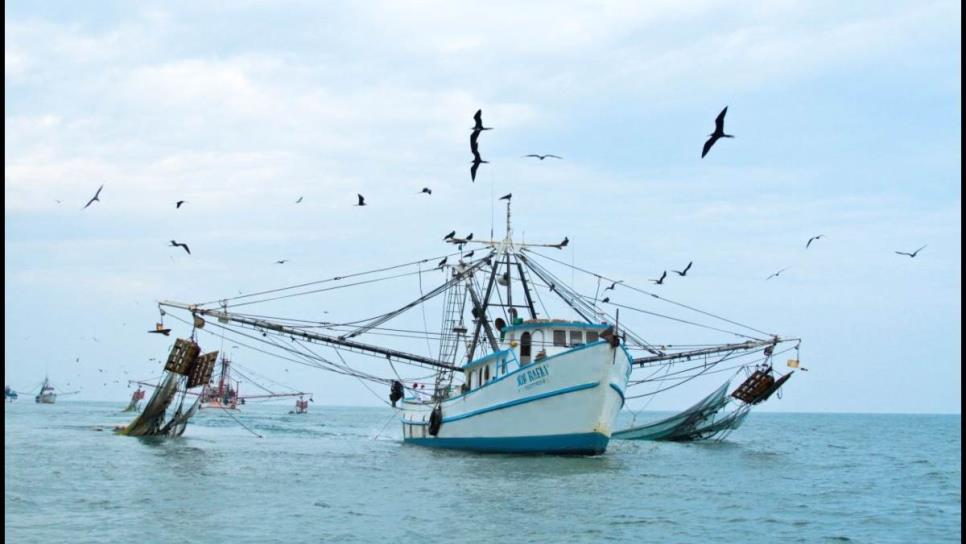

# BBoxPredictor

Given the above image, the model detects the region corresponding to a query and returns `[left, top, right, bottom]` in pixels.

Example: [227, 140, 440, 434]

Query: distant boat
[289, 396, 310, 415]
[122, 387, 146, 412]
[35, 376, 57, 404]
[5, 386, 17, 402]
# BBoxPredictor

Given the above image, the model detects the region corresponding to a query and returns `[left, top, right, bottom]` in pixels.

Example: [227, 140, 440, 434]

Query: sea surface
[4, 401, 961, 543]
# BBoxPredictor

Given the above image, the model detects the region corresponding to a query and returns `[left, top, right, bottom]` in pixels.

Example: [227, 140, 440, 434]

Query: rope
[216, 404, 263, 438]
[197, 251, 464, 306]
[524, 248, 776, 338]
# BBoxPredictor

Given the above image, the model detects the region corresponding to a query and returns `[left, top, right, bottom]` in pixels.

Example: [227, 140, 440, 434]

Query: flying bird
[523, 154, 562, 160]
[83, 184, 104, 209]
[470, 131, 489, 182]
[701, 107, 734, 158]
[499, 193, 512, 201]
[169, 240, 191, 255]
[296, 196, 303, 204]
[672, 261, 693, 277]
[176, 200, 187, 209]
[471, 109, 492, 132]
[604, 280, 623, 291]
[895, 245, 927, 258]
[650, 271, 667, 285]
[443, 230, 456, 241]
[553, 236, 569, 249]
[355, 194, 366, 206]
[806, 235, 825, 249]
[420, 188, 432, 195]
[275, 260, 289, 264]
[766, 267, 789, 280]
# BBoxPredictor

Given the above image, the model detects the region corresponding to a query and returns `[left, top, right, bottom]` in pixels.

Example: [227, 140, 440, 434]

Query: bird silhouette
[176, 200, 187, 209]
[443, 230, 456, 241]
[650, 271, 667, 285]
[672, 261, 693, 276]
[553, 236, 569, 249]
[766, 267, 789, 280]
[701, 107, 734, 158]
[275, 259, 289, 264]
[437, 257, 448, 269]
[471, 109, 492, 132]
[499, 193, 512, 201]
[465, 250, 475, 259]
[296, 196, 303, 204]
[895, 245, 927, 258]
[355, 194, 366, 206]
[148, 322, 172, 336]
[83, 184, 104, 209]
[523, 154, 562, 160]
[601, 297, 610, 303]
[169, 240, 191, 255]
[604, 280, 623, 291]
[465, 233, 473, 241]
[806, 235, 825, 249]
[420, 188, 432, 195]
[470, 131, 488, 182]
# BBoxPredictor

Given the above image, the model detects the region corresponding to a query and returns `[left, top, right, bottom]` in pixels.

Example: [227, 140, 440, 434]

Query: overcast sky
[5, 1, 961, 413]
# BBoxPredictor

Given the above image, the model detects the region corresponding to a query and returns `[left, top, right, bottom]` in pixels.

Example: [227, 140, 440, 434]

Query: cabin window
[586, 331, 599, 343]
[521, 332, 532, 364]
[553, 330, 567, 346]
[569, 330, 583, 346]
[484, 365, 490, 382]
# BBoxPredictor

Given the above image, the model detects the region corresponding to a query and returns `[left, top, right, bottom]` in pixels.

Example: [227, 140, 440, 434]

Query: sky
[4, 1, 961, 413]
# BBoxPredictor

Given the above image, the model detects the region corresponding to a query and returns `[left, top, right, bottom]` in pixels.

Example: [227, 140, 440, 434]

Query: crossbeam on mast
[632, 338, 794, 366]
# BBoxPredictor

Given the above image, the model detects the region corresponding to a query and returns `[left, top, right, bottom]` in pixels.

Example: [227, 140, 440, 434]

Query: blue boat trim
[404, 432, 610, 455]
[402, 381, 601, 426]
[620, 344, 635, 365]
[501, 321, 610, 334]
[609, 382, 625, 407]
[442, 340, 609, 404]
[463, 349, 512, 370]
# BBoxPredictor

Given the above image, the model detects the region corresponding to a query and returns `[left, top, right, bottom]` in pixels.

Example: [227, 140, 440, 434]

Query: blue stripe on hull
[404, 432, 609, 455]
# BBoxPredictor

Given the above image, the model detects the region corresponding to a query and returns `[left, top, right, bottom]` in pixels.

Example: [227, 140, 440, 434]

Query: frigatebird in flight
[806, 235, 825, 249]
[499, 193, 512, 201]
[420, 188, 432, 195]
[672, 261, 693, 276]
[169, 240, 191, 255]
[523, 154, 562, 160]
[766, 267, 789, 280]
[83, 184, 104, 209]
[650, 271, 667, 285]
[176, 200, 187, 209]
[355, 194, 366, 206]
[604, 280, 622, 291]
[470, 131, 488, 182]
[895, 245, 927, 258]
[701, 107, 734, 158]
[471, 109, 492, 133]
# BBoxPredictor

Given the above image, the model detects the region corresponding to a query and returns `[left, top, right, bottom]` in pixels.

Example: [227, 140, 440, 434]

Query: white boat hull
[401, 340, 632, 455]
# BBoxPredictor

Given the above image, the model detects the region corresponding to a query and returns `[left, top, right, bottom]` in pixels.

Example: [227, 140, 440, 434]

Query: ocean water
[4, 402, 960, 543]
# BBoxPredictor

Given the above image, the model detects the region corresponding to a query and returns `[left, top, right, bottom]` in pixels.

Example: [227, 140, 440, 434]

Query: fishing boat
[290, 396, 310, 414]
[154, 201, 799, 453]
[122, 387, 146, 412]
[5, 386, 17, 402]
[35, 377, 56, 404]
[128, 354, 310, 413]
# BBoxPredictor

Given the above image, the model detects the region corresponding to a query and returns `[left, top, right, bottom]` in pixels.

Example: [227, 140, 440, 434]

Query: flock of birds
[75, 107, 928, 281]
